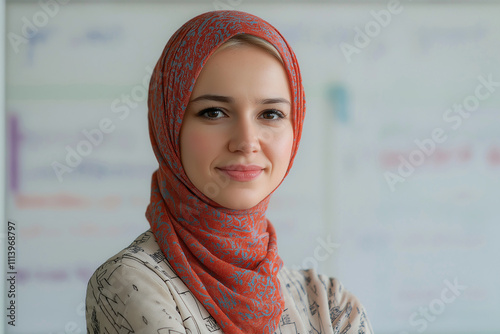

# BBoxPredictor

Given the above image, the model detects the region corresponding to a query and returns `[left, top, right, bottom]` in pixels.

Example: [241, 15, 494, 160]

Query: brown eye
[260, 109, 285, 120]
[197, 107, 226, 120]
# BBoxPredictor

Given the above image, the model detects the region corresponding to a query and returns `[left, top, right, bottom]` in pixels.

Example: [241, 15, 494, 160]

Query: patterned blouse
[85, 230, 374, 334]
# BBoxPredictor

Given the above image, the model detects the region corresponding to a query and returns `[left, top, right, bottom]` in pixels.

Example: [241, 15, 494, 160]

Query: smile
[216, 165, 264, 182]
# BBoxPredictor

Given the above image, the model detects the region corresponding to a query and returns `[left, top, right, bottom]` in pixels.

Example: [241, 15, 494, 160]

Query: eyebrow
[258, 97, 291, 105]
[190, 94, 233, 103]
[190, 94, 290, 105]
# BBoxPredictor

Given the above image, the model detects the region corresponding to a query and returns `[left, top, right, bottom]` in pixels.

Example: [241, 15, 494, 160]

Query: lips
[216, 164, 264, 182]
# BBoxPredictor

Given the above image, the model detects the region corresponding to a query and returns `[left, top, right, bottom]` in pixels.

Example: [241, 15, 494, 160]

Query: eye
[260, 109, 286, 120]
[197, 107, 227, 120]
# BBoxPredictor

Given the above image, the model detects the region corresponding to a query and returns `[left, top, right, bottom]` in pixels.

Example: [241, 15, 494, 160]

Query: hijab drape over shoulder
[146, 10, 305, 334]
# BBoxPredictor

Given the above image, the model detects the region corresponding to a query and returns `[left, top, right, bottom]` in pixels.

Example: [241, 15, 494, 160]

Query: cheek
[184, 132, 209, 156]
[268, 127, 294, 171]
[180, 127, 221, 173]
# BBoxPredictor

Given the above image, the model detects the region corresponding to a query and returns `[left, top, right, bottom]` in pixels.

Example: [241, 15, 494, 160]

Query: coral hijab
[146, 10, 305, 334]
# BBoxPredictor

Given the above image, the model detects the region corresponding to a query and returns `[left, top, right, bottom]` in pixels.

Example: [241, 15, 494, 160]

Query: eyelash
[197, 107, 226, 120]
[196, 107, 286, 121]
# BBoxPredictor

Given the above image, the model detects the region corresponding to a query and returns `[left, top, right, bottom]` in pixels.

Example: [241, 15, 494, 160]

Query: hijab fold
[146, 10, 305, 334]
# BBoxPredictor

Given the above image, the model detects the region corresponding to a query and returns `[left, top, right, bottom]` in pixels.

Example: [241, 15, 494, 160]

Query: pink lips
[217, 164, 264, 182]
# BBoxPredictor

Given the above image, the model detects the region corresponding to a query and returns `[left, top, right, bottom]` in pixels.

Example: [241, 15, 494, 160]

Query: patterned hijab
[146, 10, 305, 334]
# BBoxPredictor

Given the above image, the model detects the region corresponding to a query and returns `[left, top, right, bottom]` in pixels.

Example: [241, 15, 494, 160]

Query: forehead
[190, 44, 291, 98]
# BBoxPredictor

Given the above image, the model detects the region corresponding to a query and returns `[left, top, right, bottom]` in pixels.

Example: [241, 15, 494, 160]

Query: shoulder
[278, 266, 374, 334]
[85, 230, 186, 334]
[86, 230, 171, 297]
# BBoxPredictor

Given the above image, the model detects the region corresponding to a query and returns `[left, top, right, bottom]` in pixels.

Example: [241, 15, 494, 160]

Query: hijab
[146, 10, 305, 334]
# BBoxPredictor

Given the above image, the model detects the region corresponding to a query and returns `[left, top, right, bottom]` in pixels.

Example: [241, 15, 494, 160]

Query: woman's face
[180, 43, 293, 210]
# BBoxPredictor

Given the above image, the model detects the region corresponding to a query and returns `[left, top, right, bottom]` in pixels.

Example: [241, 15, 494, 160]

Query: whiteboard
[5, 1, 500, 333]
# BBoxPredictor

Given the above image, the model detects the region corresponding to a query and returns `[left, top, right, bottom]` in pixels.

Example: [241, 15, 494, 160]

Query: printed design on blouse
[87, 261, 135, 333]
[86, 230, 374, 334]
[86, 230, 224, 334]
[272, 268, 374, 334]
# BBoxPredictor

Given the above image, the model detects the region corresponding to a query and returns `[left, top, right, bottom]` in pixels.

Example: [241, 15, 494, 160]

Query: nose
[228, 116, 261, 154]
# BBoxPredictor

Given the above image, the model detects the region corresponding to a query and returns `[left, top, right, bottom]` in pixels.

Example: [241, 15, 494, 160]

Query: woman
[86, 10, 373, 334]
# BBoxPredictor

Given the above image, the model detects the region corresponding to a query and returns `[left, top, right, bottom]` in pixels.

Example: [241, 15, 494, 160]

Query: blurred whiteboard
[5, 1, 500, 333]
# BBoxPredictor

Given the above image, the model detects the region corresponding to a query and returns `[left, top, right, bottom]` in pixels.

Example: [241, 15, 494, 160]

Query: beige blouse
[86, 230, 373, 334]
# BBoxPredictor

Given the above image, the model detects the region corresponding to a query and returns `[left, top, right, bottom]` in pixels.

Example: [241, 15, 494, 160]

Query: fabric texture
[145, 10, 305, 334]
[86, 230, 375, 334]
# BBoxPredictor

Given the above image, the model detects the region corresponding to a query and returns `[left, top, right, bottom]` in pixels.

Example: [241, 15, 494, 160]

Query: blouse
[85, 230, 374, 334]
